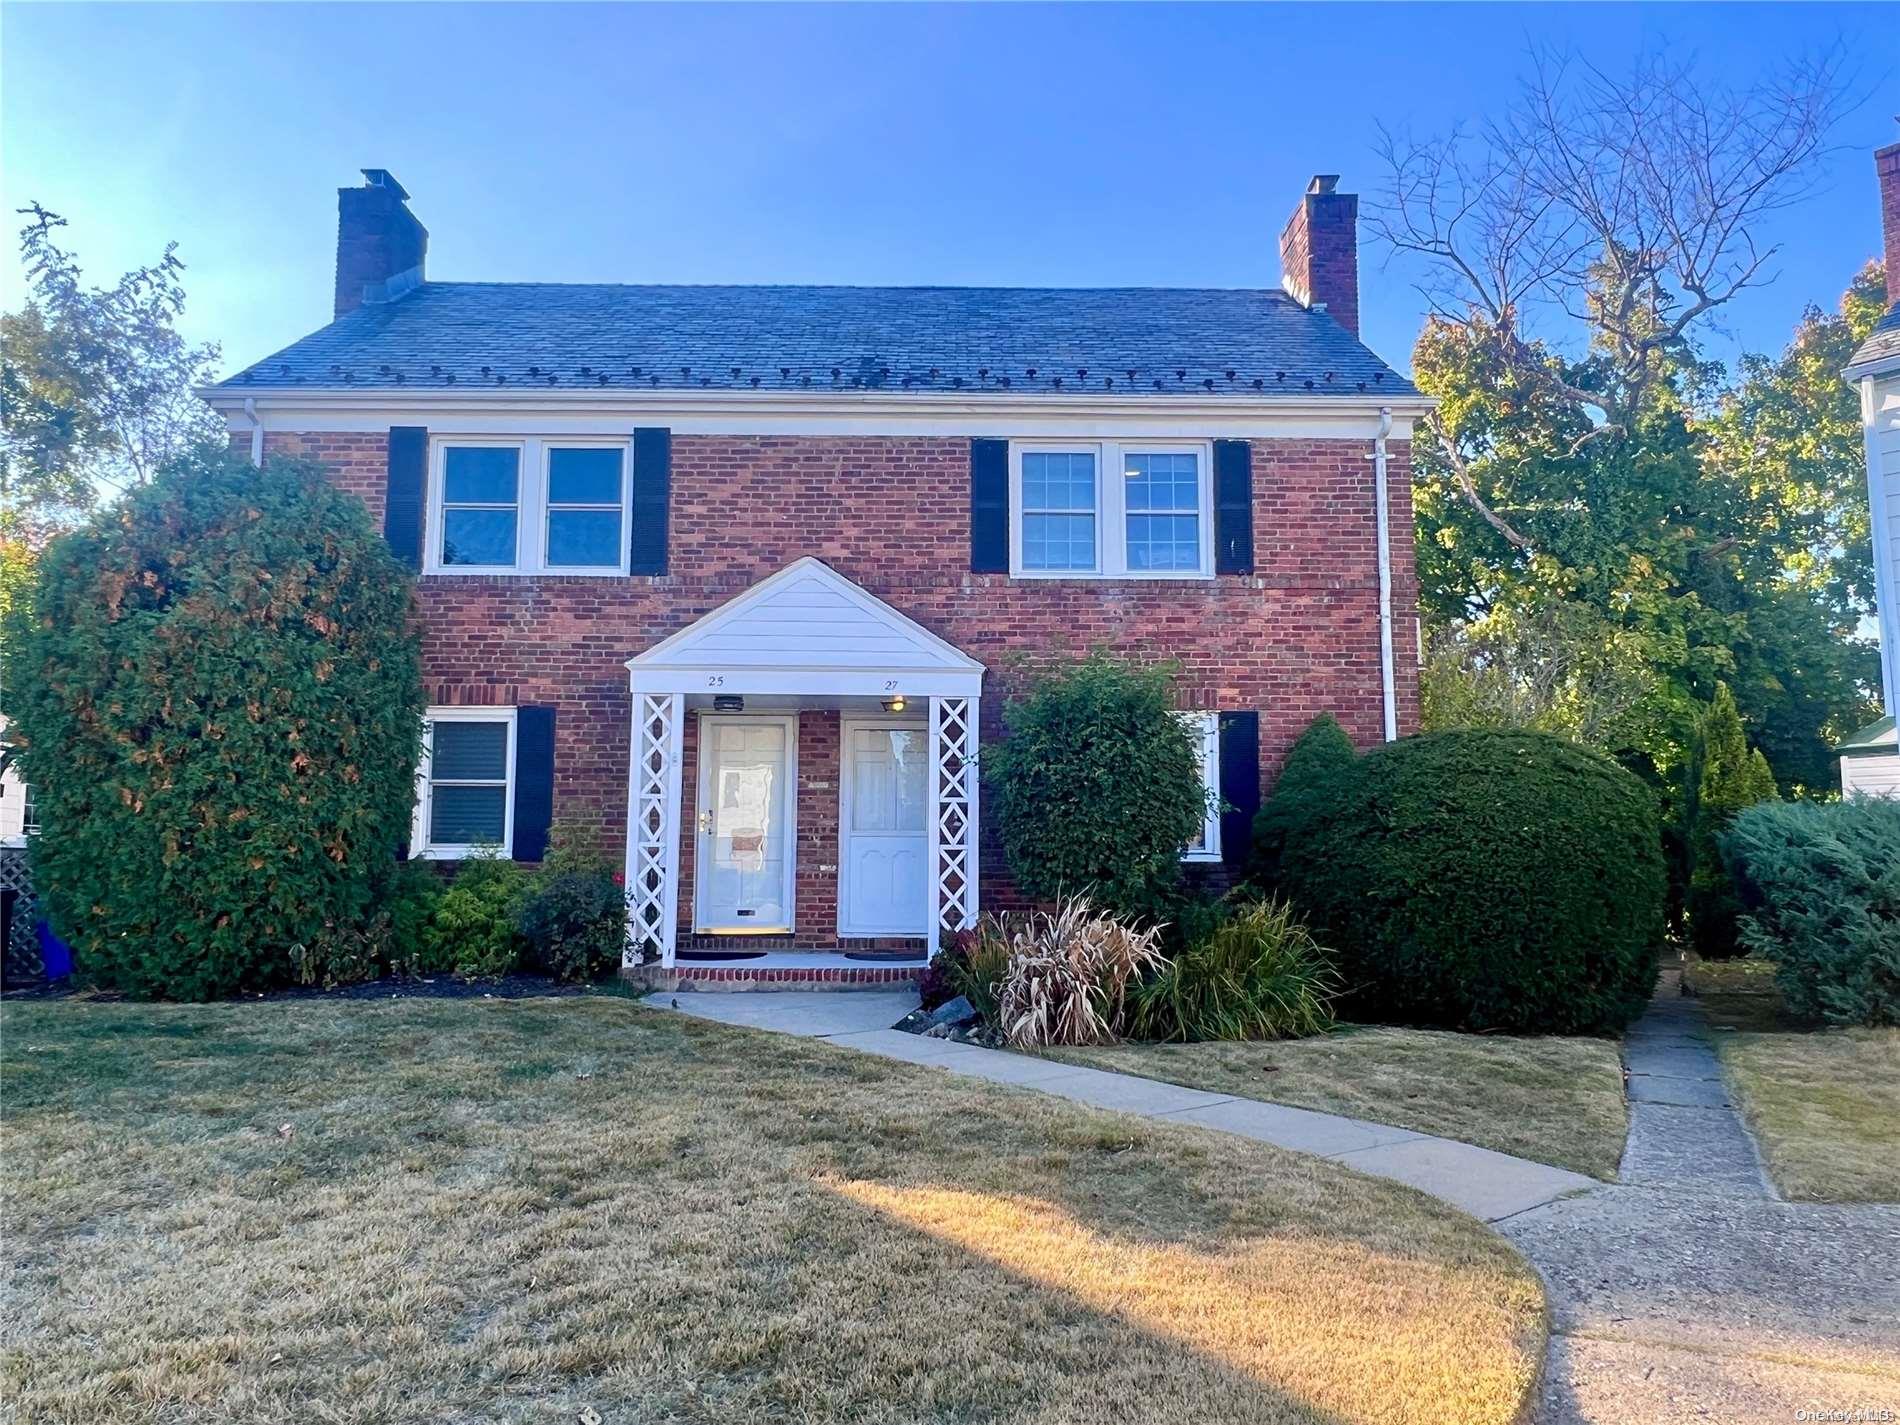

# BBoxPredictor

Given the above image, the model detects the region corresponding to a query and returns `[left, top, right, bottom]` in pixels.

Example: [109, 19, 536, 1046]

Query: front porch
[620, 559, 984, 979]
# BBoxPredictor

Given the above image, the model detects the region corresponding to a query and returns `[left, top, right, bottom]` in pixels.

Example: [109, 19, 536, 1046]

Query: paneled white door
[839, 722, 928, 936]
[694, 715, 795, 933]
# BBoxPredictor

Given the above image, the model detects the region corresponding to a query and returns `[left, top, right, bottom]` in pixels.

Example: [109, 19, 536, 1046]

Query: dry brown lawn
[0, 993, 1544, 1424]
[1684, 957, 1900, 1203]
[1054, 1026, 1628, 1179]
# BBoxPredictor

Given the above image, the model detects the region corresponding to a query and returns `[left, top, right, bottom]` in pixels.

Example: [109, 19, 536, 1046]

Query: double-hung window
[429, 438, 629, 575]
[414, 708, 516, 858]
[1010, 440, 1213, 578]
[1179, 712, 1222, 862]
[439, 444, 522, 569]
[1020, 450, 1100, 572]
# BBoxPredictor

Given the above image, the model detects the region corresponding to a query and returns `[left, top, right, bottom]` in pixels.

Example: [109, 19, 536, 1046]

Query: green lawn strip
[1, 995, 1544, 1425]
[1685, 957, 1900, 1204]
[1050, 1025, 1628, 1180]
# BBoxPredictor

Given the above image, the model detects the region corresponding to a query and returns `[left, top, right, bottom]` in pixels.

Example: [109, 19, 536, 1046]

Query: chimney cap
[1307, 174, 1341, 196]
[360, 169, 411, 202]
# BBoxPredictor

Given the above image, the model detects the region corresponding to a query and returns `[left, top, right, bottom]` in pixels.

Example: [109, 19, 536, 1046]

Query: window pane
[429, 784, 507, 845]
[1125, 452, 1200, 512]
[1127, 514, 1201, 571]
[444, 447, 520, 504]
[546, 509, 622, 567]
[1023, 451, 1096, 511]
[431, 720, 509, 780]
[548, 447, 623, 505]
[441, 508, 517, 566]
[1023, 512, 1096, 571]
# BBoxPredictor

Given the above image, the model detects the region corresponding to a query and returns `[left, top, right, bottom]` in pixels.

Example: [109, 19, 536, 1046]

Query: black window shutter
[970, 437, 1009, 573]
[512, 706, 557, 863]
[630, 427, 672, 575]
[384, 426, 428, 569]
[1218, 710, 1261, 871]
[1213, 439, 1255, 575]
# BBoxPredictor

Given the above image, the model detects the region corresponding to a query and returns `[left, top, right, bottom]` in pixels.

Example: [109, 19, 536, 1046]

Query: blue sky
[2, 2, 1893, 381]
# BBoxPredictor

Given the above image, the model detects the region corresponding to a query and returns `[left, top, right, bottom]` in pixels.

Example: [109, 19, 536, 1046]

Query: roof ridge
[408, 279, 1302, 299]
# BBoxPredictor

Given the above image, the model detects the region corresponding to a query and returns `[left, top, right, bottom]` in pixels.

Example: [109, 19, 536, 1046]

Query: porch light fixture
[882, 693, 907, 713]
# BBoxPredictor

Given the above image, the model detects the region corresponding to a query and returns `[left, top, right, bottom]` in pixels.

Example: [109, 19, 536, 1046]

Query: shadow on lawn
[0, 995, 1540, 1424]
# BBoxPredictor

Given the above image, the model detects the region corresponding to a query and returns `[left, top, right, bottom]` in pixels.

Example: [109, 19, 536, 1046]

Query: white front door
[839, 721, 929, 936]
[694, 715, 796, 933]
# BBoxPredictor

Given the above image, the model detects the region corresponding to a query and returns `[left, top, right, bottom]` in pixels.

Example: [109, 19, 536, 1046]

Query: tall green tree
[1, 204, 224, 524]
[1376, 46, 1876, 788]
[2, 447, 424, 999]
[1684, 684, 1779, 958]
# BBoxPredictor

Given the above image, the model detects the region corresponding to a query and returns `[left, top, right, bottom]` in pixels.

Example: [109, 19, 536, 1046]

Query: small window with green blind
[417, 709, 516, 857]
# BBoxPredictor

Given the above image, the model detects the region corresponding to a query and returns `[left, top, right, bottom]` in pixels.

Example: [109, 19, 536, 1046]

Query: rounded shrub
[1278, 729, 1664, 1034]
[984, 654, 1206, 920]
[1723, 798, 1900, 1027]
[2, 448, 424, 999]
[424, 854, 528, 978]
[1250, 713, 1359, 889]
[517, 870, 628, 983]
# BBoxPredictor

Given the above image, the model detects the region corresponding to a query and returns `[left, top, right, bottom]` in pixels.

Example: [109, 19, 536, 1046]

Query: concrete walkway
[1500, 970, 1900, 1423]
[654, 989, 1596, 1222]
[659, 980, 1900, 1420]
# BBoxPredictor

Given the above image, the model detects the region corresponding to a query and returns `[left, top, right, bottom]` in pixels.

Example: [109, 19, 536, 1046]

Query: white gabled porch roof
[625, 556, 984, 698]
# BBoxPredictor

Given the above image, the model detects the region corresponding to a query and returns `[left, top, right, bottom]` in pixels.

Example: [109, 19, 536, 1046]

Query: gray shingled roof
[218, 282, 1416, 397]
[1848, 302, 1900, 373]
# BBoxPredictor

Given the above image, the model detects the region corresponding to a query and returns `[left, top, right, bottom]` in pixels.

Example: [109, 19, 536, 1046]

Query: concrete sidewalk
[653, 989, 1598, 1223]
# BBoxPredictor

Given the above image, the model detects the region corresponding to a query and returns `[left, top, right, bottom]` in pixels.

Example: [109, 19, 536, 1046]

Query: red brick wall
[266, 428, 1420, 933]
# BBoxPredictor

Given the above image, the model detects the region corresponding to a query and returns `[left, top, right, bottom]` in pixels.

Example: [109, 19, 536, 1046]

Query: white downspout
[241, 397, 263, 467]
[1373, 406, 1398, 741]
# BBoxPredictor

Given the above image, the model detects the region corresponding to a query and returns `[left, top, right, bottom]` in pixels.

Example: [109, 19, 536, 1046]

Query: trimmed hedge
[2, 448, 424, 999]
[1278, 729, 1664, 1033]
[1251, 714, 1358, 888]
[985, 654, 1206, 920]
[1723, 799, 1900, 1027]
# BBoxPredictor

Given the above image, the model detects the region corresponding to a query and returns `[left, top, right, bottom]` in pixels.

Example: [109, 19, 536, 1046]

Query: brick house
[201, 169, 1428, 984]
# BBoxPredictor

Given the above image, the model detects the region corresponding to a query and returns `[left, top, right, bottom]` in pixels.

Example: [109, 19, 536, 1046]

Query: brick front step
[624, 962, 922, 993]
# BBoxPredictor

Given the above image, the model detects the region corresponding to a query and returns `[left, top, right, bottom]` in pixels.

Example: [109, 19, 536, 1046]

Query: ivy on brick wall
[2, 448, 425, 999]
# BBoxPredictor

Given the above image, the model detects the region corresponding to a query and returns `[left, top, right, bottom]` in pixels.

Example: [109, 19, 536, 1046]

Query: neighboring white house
[0, 716, 35, 847]
[1842, 139, 1900, 797]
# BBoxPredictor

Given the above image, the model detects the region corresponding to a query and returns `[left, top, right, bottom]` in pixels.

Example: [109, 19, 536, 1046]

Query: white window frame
[1180, 711, 1222, 862]
[540, 440, 631, 572]
[425, 437, 631, 577]
[412, 706, 517, 859]
[1009, 439, 1215, 580]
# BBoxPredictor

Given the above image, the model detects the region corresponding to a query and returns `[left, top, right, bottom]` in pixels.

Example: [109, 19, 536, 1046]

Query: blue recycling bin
[35, 920, 72, 980]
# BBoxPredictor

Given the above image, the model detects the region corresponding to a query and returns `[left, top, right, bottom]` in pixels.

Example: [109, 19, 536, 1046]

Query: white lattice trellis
[625, 692, 683, 967]
[928, 695, 979, 954]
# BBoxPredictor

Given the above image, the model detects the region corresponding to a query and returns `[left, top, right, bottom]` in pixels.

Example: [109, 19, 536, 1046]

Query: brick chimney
[334, 169, 427, 318]
[1279, 175, 1360, 338]
[1879, 141, 1900, 308]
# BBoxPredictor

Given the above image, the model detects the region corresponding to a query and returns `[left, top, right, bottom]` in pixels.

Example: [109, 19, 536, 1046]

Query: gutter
[241, 397, 263, 467]
[1373, 405, 1398, 741]
[195, 383, 1434, 423]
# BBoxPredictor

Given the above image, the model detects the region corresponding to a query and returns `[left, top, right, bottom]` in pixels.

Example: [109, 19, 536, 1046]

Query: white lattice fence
[0, 845, 42, 984]
[625, 692, 682, 967]
[929, 695, 978, 950]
